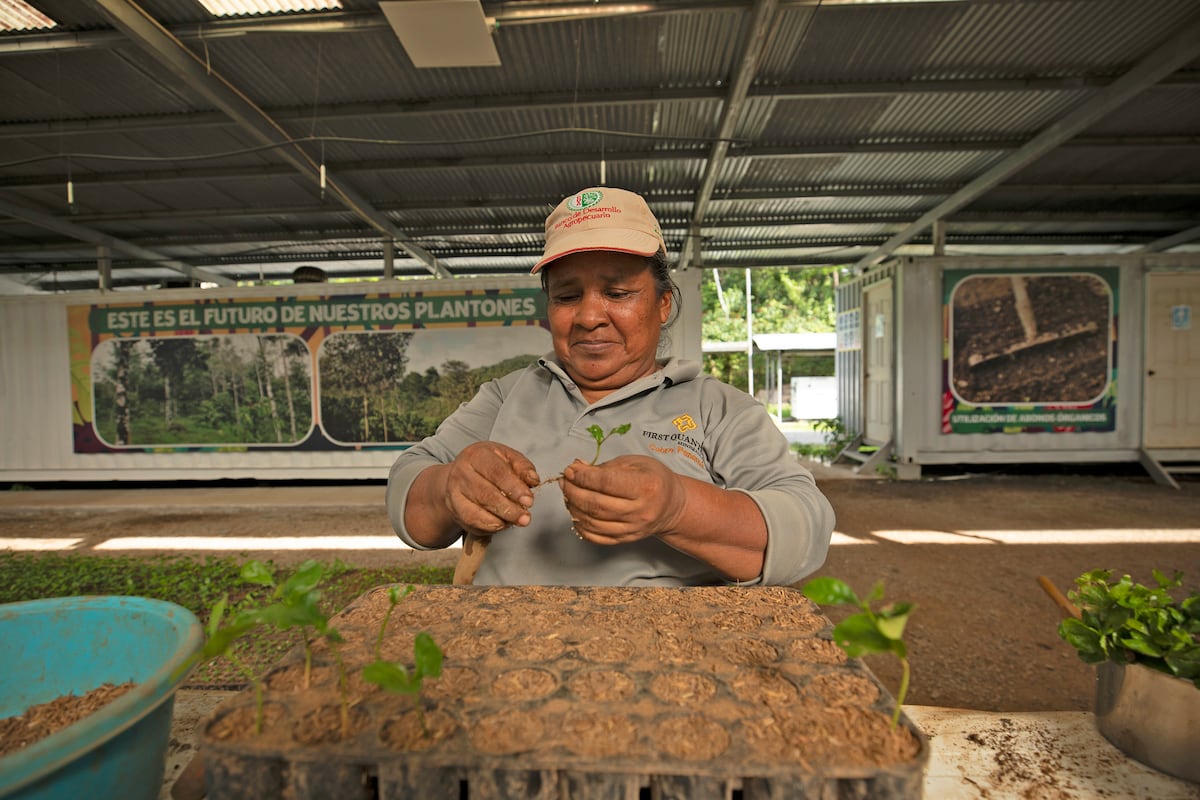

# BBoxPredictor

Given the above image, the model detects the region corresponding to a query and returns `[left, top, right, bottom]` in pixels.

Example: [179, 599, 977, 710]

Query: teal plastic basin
[0, 596, 203, 800]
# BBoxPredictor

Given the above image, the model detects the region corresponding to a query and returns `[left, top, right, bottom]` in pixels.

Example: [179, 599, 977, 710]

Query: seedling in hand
[802, 577, 914, 728]
[362, 585, 444, 734]
[534, 423, 632, 489]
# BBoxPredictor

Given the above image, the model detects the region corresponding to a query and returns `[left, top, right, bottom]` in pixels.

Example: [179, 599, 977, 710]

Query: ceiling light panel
[381, 0, 500, 68]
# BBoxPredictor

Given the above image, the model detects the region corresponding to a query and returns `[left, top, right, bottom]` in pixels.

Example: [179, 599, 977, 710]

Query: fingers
[562, 456, 686, 543]
[446, 442, 539, 535]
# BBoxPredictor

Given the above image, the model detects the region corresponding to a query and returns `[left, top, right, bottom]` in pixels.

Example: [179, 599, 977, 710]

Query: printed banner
[69, 288, 550, 453]
[941, 269, 1118, 434]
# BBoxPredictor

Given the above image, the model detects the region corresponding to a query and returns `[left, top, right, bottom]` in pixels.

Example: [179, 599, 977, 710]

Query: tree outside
[701, 266, 842, 393]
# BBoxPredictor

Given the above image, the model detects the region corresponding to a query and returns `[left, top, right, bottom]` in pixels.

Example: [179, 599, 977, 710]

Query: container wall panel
[835, 279, 863, 437]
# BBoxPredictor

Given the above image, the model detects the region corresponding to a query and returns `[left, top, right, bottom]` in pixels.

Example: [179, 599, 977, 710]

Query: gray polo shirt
[386, 356, 835, 586]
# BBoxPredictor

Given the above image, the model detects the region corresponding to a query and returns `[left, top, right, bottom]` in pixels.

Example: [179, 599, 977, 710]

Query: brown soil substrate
[199, 585, 926, 797]
[0, 682, 134, 757]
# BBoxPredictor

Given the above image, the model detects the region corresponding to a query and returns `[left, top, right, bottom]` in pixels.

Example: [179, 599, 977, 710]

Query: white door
[864, 281, 894, 444]
[1144, 272, 1200, 448]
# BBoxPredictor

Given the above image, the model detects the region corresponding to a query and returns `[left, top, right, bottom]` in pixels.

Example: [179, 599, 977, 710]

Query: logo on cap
[566, 190, 603, 211]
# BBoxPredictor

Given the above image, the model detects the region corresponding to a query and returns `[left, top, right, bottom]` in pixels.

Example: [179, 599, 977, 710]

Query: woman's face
[545, 250, 672, 402]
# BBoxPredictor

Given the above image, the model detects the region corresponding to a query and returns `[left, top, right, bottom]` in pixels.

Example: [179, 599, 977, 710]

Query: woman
[386, 186, 835, 586]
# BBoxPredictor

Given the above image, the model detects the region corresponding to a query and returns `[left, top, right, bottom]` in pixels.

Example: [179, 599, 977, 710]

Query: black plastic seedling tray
[200, 585, 928, 799]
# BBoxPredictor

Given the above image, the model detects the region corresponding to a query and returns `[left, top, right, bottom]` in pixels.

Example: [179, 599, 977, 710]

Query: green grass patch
[0, 552, 454, 687]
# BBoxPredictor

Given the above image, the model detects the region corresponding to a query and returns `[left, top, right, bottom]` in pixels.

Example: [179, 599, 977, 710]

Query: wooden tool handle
[1037, 575, 1081, 620]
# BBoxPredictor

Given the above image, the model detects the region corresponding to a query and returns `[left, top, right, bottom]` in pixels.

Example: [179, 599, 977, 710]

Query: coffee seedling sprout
[802, 577, 914, 728]
[175, 591, 269, 732]
[238, 559, 358, 735]
[362, 584, 444, 735]
[239, 560, 343, 690]
[535, 423, 632, 489]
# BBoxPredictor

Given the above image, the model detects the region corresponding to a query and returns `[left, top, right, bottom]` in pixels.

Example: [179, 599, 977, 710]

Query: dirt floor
[2, 465, 1198, 715]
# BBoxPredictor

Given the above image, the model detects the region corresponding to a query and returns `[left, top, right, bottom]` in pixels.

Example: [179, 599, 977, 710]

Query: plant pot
[1094, 660, 1200, 784]
[0, 596, 203, 800]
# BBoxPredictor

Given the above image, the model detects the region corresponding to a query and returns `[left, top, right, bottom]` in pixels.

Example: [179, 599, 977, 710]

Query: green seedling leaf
[1165, 649, 1200, 683]
[1120, 636, 1163, 658]
[801, 576, 859, 606]
[876, 603, 913, 641]
[832, 613, 891, 657]
[585, 423, 632, 464]
[363, 586, 444, 742]
[534, 423, 634, 489]
[252, 599, 326, 631]
[1058, 618, 1104, 661]
[363, 660, 418, 695]
[239, 560, 276, 587]
[414, 632, 443, 679]
[802, 576, 915, 728]
[207, 594, 229, 637]
[281, 559, 326, 599]
[199, 618, 258, 661]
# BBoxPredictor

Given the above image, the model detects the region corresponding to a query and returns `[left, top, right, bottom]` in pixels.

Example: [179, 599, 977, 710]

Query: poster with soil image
[69, 289, 549, 452]
[943, 269, 1117, 434]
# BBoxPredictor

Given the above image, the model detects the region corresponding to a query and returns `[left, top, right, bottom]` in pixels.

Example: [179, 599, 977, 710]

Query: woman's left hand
[560, 455, 687, 544]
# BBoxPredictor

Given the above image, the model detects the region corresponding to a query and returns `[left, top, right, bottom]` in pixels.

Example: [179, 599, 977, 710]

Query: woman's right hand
[441, 441, 539, 536]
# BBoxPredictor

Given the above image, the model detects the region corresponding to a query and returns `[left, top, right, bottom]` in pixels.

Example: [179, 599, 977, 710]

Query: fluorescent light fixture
[381, 0, 500, 68]
[195, 0, 342, 18]
[0, 0, 57, 32]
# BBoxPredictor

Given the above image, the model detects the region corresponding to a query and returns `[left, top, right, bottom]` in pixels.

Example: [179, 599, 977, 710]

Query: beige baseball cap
[531, 187, 666, 274]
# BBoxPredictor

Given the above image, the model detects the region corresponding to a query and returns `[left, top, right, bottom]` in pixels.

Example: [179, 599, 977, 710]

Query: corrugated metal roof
[0, 0, 1197, 292]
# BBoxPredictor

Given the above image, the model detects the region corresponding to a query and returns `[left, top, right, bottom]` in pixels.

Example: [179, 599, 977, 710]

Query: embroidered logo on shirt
[672, 414, 697, 433]
[643, 416, 705, 471]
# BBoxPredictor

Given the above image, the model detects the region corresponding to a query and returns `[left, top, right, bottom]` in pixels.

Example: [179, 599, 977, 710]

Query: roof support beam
[85, 0, 449, 279]
[677, 0, 778, 272]
[0, 196, 234, 286]
[1126, 223, 1200, 253]
[853, 11, 1200, 271]
[13, 75, 1200, 139]
[10, 135, 1196, 192]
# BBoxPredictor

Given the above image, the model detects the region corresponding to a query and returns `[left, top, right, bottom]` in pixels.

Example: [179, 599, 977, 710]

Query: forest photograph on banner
[68, 288, 549, 453]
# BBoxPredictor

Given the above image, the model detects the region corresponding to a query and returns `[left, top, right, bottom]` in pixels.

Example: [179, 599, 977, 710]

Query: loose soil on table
[2, 469, 1198, 715]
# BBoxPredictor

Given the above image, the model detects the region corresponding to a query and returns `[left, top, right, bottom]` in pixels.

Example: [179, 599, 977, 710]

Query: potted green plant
[1054, 569, 1199, 783]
